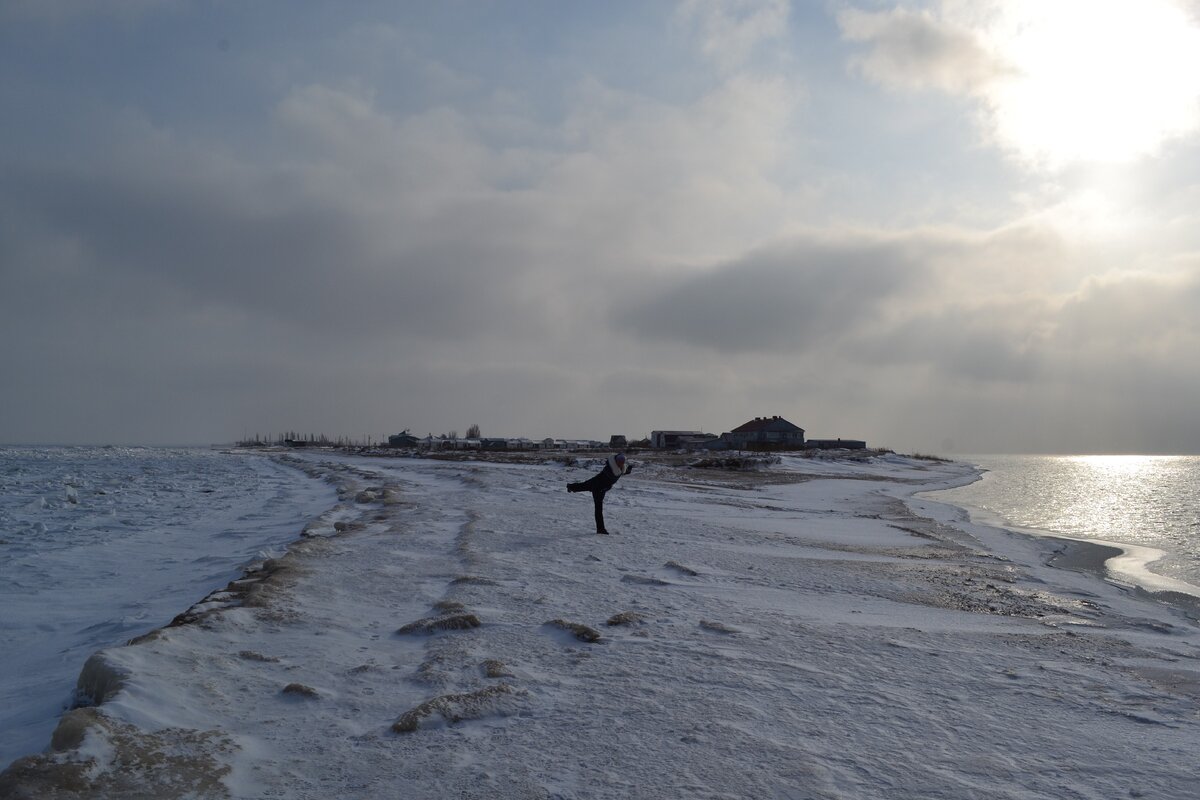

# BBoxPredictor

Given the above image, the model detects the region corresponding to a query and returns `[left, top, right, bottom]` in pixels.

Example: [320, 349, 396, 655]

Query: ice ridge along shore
[3, 451, 1200, 799]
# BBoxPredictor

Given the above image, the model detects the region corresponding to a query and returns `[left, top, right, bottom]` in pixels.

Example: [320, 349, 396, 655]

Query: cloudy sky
[3, 0, 1200, 453]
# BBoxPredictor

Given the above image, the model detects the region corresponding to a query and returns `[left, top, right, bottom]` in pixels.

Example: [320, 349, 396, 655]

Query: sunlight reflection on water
[936, 454, 1200, 591]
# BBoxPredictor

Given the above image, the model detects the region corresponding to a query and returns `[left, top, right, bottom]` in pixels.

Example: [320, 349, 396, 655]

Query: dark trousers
[568, 479, 609, 532]
[591, 490, 607, 532]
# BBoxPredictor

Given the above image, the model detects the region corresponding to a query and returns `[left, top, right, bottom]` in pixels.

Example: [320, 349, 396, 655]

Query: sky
[3, 0, 1200, 454]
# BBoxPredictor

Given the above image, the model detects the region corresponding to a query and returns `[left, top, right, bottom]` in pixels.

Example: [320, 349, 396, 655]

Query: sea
[933, 454, 1200, 597]
[0, 446, 337, 768]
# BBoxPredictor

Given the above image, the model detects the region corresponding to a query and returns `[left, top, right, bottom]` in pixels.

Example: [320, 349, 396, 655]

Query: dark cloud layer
[839, 7, 1004, 94]
[621, 236, 933, 353]
[3, 160, 541, 341]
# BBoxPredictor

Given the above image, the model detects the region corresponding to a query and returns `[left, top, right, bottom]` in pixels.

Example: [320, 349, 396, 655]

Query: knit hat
[614, 453, 626, 465]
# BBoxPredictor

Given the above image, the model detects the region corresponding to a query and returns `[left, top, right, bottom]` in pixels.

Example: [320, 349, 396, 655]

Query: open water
[935, 454, 1200, 596]
[0, 446, 336, 768]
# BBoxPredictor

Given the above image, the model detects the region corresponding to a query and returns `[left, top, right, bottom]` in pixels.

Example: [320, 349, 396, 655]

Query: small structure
[388, 430, 419, 448]
[558, 439, 603, 451]
[650, 430, 708, 449]
[418, 434, 450, 451]
[724, 416, 805, 450]
[807, 438, 867, 450]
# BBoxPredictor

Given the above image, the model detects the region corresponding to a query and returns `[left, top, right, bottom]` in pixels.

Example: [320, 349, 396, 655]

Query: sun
[981, 0, 1200, 167]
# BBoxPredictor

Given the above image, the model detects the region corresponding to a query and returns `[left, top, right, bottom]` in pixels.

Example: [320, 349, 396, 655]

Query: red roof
[730, 416, 804, 434]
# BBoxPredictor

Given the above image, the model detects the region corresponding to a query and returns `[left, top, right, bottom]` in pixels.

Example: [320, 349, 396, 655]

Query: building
[650, 430, 708, 449]
[724, 416, 805, 450]
[807, 438, 867, 450]
[553, 439, 602, 451]
[388, 430, 419, 448]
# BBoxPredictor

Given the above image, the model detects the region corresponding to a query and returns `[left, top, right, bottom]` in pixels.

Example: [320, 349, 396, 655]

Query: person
[567, 453, 632, 534]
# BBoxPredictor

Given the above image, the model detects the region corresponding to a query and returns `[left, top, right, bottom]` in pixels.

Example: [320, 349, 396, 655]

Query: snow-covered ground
[0, 447, 337, 768]
[4, 451, 1200, 799]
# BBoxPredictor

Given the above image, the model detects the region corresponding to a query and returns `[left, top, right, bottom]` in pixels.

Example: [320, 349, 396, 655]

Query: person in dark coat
[567, 453, 632, 534]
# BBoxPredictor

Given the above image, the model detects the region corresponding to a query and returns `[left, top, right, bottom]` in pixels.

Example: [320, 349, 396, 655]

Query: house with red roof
[724, 416, 805, 450]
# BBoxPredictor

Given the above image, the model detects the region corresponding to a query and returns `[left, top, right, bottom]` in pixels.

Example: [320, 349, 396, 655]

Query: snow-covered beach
[0, 447, 338, 769]
[4, 451, 1200, 799]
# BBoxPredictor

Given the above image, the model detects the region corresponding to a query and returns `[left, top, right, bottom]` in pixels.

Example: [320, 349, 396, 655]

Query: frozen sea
[933, 454, 1200, 597]
[0, 446, 337, 767]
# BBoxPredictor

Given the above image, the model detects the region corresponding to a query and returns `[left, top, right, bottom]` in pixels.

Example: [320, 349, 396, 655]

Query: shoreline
[1044, 535, 1124, 575]
[0, 448, 340, 772]
[924, 480, 1200, 619]
[5, 450, 1200, 798]
[1048, 534, 1200, 621]
[931, 455, 1200, 614]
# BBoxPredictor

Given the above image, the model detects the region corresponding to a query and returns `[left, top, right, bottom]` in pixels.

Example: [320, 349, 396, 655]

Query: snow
[4, 452, 1200, 799]
[0, 447, 337, 768]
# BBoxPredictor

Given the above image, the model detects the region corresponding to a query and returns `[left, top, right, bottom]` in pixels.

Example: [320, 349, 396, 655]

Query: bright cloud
[841, 0, 1200, 168]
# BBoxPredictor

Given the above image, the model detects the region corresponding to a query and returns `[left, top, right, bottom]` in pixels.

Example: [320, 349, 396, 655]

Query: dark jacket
[575, 455, 631, 493]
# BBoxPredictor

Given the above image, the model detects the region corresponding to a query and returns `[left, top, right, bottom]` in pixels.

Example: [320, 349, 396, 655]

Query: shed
[807, 438, 867, 450]
[650, 430, 706, 449]
[388, 430, 419, 448]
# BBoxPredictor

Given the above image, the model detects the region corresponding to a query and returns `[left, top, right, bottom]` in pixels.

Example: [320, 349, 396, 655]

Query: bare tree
[466, 423, 481, 439]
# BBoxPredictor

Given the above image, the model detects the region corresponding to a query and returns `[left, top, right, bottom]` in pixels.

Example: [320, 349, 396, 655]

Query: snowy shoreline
[922, 478, 1200, 612]
[0, 447, 339, 770]
[4, 451, 1200, 798]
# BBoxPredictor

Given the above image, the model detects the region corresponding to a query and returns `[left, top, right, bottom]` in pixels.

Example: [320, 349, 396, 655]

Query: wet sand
[1043, 535, 1200, 623]
[1045, 536, 1124, 576]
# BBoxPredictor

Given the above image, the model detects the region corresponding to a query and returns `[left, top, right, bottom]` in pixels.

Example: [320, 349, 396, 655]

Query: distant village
[240, 415, 866, 453]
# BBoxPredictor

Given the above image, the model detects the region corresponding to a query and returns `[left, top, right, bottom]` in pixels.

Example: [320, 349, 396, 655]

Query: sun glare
[983, 0, 1200, 167]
